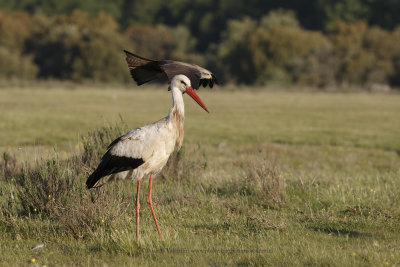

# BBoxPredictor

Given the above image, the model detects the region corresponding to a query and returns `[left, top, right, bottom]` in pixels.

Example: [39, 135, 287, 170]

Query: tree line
[0, 2, 400, 88]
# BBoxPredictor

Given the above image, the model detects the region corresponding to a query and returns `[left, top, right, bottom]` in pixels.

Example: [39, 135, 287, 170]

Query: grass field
[0, 86, 400, 266]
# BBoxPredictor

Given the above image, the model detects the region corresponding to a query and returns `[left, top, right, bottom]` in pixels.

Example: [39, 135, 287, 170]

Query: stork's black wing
[124, 50, 166, 85]
[124, 50, 218, 89]
[86, 148, 144, 189]
[158, 60, 202, 89]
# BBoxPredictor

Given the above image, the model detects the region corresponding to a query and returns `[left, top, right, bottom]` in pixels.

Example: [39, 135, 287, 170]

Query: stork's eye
[180, 80, 187, 86]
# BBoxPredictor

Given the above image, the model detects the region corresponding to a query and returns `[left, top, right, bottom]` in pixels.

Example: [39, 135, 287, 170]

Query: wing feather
[124, 50, 218, 89]
[86, 127, 146, 189]
[159, 61, 202, 89]
[124, 50, 166, 85]
[86, 153, 144, 189]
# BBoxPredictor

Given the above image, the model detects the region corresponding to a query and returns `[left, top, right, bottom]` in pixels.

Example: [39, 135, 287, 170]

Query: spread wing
[124, 50, 218, 89]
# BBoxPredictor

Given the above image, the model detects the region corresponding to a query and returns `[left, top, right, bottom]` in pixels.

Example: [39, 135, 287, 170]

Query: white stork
[86, 74, 209, 241]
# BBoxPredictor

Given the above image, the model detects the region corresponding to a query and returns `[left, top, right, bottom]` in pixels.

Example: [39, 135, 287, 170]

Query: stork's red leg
[147, 175, 162, 238]
[136, 178, 141, 241]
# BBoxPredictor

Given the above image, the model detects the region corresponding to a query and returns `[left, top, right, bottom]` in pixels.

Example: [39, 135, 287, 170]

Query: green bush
[124, 24, 205, 66]
[25, 10, 131, 82]
[327, 20, 398, 86]
[249, 25, 329, 84]
[218, 17, 258, 84]
[0, 10, 32, 50]
[0, 10, 37, 80]
[0, 46, 38, 80]
[218, 10, 329, 85]
[290, 42, 340, 88]
[0, 125, 127, 238]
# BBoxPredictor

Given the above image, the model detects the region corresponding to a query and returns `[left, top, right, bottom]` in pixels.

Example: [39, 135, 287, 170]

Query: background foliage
[1, 1, 400, 88]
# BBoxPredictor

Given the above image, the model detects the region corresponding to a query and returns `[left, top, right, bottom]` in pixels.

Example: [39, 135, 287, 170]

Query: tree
[0, 10, 37, 79]
[25, 10, 130, 82]
[218, 17, 257, 84]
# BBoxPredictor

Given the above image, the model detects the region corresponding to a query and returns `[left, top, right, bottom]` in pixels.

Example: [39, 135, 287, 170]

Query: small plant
[0, 152, 18, 181]
[82, 125, 126, 167]
[245, 157, 286, 209]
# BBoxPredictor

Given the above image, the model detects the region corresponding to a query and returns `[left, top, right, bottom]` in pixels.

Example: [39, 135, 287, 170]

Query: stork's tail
[86, 167, 105, 189]
[86, 151, 145, 189]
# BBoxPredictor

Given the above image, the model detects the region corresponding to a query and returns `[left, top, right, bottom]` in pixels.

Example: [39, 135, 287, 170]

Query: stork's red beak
[186, 86, 210, 113]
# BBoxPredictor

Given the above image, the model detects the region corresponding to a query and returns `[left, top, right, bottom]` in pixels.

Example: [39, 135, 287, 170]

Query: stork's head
[170, 75, 209, 113]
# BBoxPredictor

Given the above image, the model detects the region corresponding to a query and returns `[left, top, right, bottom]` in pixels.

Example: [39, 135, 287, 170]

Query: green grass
[0, 86, 400, 266]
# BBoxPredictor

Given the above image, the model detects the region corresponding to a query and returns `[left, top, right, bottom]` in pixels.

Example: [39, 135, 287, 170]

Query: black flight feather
[124, 50, 218, 89]
[86, 152, 144, 189]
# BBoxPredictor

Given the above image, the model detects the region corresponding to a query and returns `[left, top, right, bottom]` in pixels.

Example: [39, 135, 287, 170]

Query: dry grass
[1, 126, 130, 238]
[0, 152, 18, 181]
[245, 157, 285, 208]
[0, 87, 400, 266]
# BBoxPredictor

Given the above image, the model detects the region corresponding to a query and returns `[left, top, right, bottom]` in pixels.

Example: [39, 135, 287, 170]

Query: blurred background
[0, 0, 399, 90]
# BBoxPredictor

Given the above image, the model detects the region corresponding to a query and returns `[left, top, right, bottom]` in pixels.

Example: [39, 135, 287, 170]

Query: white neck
[170, 86, 184, 116]
[168, 85, 185, 150]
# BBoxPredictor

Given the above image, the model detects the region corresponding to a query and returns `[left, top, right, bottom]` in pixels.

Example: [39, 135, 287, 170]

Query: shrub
[0, 152, 18, 181]
[234, 156, 286, 209]
[327, 20, 398, 86]
[0, 10, 38, 80]
[159, 145, 207, 182]
[290, 42, 341, 88]
[246, 158, 285, 209]
[0, 46, 38, 80]
[0, 125, 130, 238]
[218, 17, 258, 84]
[0, 10, 33, 50]
[25, 10, 131, 82]
[249, 25, 329, 84]
[124, 24, 175, 60]
[218, 10, 329, 85]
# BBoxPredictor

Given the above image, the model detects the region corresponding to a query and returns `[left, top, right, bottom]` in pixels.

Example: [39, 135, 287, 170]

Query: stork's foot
[147, 175, 162, 238]
[136, 179, 141, 242]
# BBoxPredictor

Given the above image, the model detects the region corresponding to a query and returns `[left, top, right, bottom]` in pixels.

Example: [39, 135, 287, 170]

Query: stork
[124, 50, 218, 89]
[86, 74, 209, 241]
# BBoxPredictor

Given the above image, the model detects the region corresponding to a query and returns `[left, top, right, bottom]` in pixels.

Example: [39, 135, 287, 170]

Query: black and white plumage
[124, 50, 218, 89]
[86, 74, 209, 240]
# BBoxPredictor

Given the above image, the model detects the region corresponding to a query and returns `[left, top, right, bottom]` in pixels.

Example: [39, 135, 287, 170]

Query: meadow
[0, 85, 399, 266]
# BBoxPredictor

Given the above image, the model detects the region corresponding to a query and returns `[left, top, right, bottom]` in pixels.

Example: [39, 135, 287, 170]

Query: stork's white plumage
[86, 75, 209, 241]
